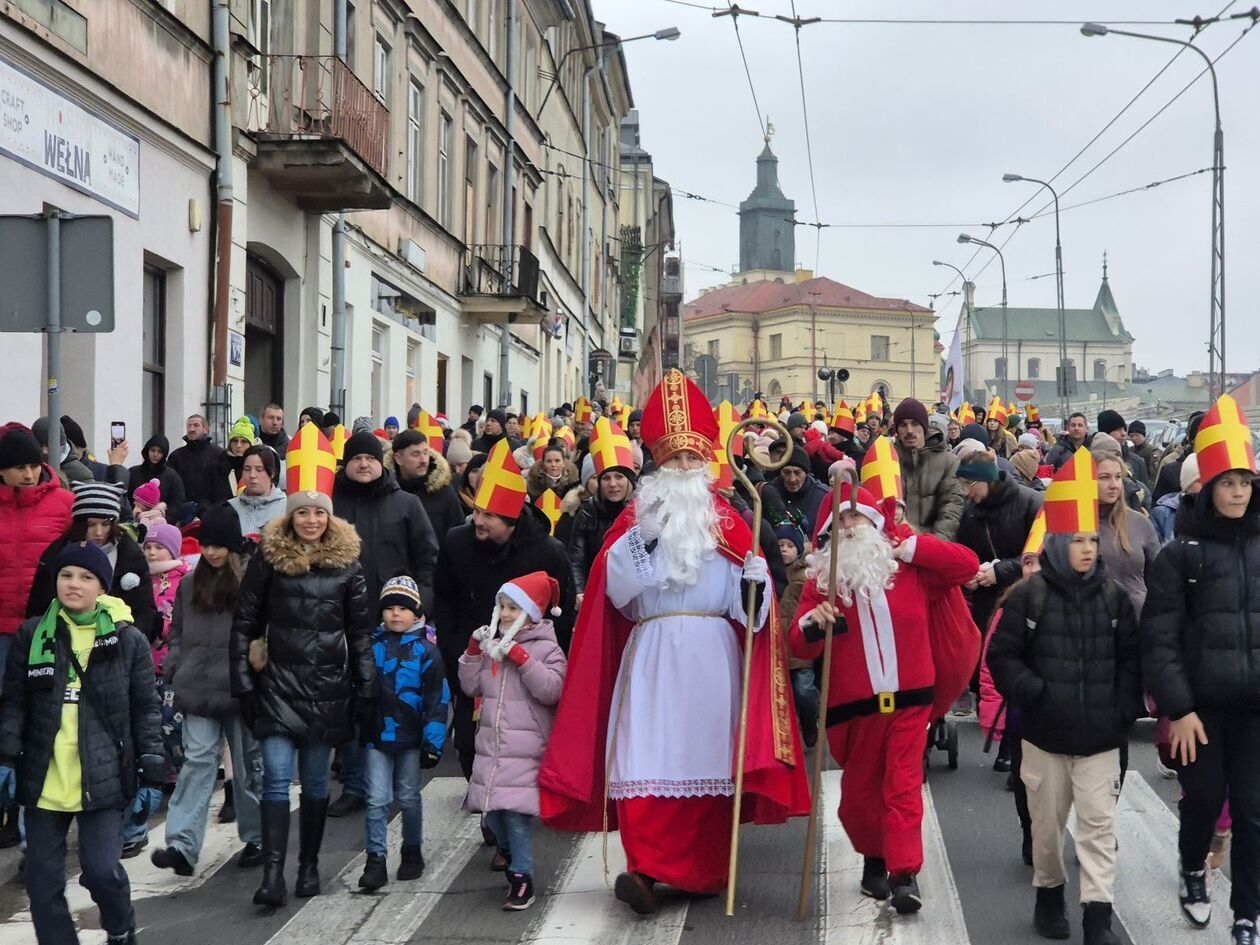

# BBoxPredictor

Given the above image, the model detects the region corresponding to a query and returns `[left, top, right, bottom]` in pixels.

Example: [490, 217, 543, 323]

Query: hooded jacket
[987, 554, 1142, 756]
[163, 575, 240, 719]
[955, 473, 1043, 633]
[332, 467, 438, 609]
[770, 473, 829, 537]
[0, 468, 73, 636]
[126, 435, 187, 511]
[229, 516, 375, 745]
[1141, 490, 1260, 720]
[0, 597, 163, 810]
[458, 617, 566, 815]
[566, 494, 629, 593]
[228, 487, 288, 538]
[895, 427, 965, 540]
[168, 435, 232, 512]
[364, 624, 449, 754]
[433, 505, 577, 667]
[525, 457, 581, 502]
[395, 451, 466, 542]
[27, 531, 159, 645]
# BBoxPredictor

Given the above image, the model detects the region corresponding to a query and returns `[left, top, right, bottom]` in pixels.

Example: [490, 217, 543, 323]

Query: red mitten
[507, 644, 529, 667]
[466, 638, 482, 657]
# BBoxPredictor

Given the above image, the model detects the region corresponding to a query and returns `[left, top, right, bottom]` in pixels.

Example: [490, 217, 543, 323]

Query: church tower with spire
[738, 127, 795, 275]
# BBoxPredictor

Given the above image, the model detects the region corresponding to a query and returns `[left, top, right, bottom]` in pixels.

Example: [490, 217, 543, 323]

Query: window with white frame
[405, 338, 420, 408]
[373, 35, 391, 101]
[406, 79, 424, 204]
[437, 111, 453, 229]
[485, 161, 499, 245]
[371, 323, 386, 421]
[251, 0, 271, 92]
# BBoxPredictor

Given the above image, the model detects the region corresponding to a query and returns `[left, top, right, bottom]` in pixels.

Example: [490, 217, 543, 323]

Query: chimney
[964, 280, 976, 310]
[1187, 371, 1204, 389]
[794, 268, 814, 284]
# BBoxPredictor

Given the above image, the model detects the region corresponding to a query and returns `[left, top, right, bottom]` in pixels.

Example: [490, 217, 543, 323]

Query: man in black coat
[391, 429, 466, 544]
[771, 446, 830, 536]
[167, 414, 232, 513]
[434, 502, 575, 779]
[470, 408, 523, 455]
[126, 434, 187, 510]
[328, 431, 438, 816]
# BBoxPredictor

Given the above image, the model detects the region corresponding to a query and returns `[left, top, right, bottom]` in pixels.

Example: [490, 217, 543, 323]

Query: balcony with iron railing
[245, 55, 392, 211]
[459, 244, 546, 325]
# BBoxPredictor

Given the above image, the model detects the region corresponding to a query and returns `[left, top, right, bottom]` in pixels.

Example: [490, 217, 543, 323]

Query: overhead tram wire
[713, 4, 768, 142]
[782, 2, 824, 271]
[660, 1, 1217, 27]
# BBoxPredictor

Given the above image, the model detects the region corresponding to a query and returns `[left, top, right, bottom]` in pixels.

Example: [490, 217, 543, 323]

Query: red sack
[928, 585, 982, 719]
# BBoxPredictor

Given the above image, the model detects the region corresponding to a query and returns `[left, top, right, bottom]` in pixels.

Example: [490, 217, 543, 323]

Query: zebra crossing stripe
[521, 830, 688, 945]
[263, 776, 480, 944]
[820, 770, 972, 945]
[1068, 771, 1232, 945]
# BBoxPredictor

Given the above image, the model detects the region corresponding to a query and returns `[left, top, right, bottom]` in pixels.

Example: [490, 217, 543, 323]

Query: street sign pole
[46, 210, 62, 466]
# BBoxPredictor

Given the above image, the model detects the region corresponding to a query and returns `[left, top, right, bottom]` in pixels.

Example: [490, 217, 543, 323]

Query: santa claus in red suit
[790, 483, 977, 915]
[539, 370, 810, 915]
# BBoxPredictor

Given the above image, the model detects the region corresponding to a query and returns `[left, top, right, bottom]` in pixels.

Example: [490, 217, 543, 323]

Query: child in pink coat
[143, 522, 190, 674]
[458, 572, 567, 913]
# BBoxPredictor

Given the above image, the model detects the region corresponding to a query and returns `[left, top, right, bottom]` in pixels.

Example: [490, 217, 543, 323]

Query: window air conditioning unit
[619, 334, 639, 357]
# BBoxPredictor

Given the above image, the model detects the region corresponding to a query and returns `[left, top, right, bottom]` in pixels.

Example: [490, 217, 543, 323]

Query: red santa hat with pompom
[497, 571, 563, 622]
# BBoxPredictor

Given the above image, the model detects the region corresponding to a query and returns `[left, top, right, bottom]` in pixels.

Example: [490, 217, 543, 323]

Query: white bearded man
[539, 370, 809, 915]
[789, 481, 977, 914]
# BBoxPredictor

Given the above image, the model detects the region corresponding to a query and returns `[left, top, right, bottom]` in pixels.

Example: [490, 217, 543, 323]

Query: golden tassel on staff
[723, 416, 792, 917]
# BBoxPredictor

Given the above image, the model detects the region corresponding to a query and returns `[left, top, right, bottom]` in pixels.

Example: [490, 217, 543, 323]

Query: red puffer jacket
[0, 468, 73, 635]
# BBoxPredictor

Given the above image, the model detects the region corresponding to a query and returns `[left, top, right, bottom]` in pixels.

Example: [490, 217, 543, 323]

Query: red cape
[539, 496, 811, 831]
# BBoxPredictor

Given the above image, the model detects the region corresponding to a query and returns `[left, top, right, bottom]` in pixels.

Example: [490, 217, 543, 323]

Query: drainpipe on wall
[211, 0, 233, 432]
[580, 54, 597, 398]
[498, 0, 516, 409]
[330, 0, 348, 418]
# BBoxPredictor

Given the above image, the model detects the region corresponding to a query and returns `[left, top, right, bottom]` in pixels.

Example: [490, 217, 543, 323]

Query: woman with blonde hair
[1091, 449, 1160, 615]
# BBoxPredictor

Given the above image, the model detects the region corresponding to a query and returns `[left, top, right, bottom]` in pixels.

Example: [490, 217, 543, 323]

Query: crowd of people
[0, 378, 1255, 945]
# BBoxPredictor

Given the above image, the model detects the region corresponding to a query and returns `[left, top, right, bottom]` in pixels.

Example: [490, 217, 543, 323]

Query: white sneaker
[1179, 866, 1212, 928]
[1155, 757, 1178, 779]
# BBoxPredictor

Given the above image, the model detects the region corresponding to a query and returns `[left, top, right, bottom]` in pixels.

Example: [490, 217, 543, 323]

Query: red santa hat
[811, 481, 886, 545]
[497, 571, 562, 622]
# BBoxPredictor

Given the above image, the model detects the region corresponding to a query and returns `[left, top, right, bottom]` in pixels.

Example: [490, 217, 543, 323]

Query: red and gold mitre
[640, 369, 719, 466]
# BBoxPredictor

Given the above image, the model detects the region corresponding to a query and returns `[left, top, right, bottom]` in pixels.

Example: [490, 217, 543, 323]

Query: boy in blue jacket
[358, 574, 449, 892]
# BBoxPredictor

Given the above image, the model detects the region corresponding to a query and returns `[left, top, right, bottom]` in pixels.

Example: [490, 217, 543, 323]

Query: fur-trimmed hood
[560, 484, 585, 516]
[526, 458, 579, 500]
[259, 514, 362, 576]
[424, 451, 453, 493]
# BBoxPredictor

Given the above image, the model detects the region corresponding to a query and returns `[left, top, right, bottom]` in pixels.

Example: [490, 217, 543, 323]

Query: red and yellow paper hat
[640, 369, 718, 465]
[860, 435, 903, 503]
[555, 425, 576, 452]
[1044, 449, 1099, 534]
[589, 417, 634, 478]
[519, 413, 533, 440]
[987, 397, 1008, 426]
[534, 489, 562, 535]
[616, 404, 633, 429]
[1026, 404, 1041, 425]
[865, 392, 883, 417]
[715, 400, 744, 458]
[574, 397, 594, 425]
[747, 398, 769, 420]
[286, 424, 336, 496]
[411, 409, 445, 452]
[474, 440, 528, 520]
[958, 402, 976, 425]
[1195, 393, 1256, 484]
[709, 444, 734, 490]
[830, 400, 856, 434]
[609, 396, 625, 418]
[328, 423, 349, 462]
[1022, 508, 1048, 558]
[531, 415, 554, 460]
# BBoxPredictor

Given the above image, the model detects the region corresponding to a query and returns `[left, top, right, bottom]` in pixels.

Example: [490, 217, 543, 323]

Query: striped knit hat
[379, 573, 423, 617]
[71, 480, 125, 520]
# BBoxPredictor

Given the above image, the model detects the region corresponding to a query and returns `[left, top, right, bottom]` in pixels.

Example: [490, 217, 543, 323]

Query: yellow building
[683, 144, 937, 407]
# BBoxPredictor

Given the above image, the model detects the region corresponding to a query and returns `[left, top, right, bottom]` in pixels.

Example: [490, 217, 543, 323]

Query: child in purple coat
[458, 571, 567, 912]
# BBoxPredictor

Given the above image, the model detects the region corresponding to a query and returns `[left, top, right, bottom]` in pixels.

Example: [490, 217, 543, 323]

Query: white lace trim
[608, 777, 735, 800]
[625, 525, 655, 581]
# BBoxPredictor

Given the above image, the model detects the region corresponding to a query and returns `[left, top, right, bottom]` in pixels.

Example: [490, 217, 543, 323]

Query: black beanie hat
[0, 425, 42, 470]
[774, 523, 805, 556]
[486, 408, 509, 427]
[1096, 409, 1125, 435]
[60, 416, 87, 450]
[1128, 420, 1146, 436]
[786, 412, 809, 431]
[55, 540, 113, 590]
[300, 406, 326, 427]
[784, 445, 812, 474]
[198, 502, 244, 552]
[344, 430, 385, 464]
[323, 412, 342, 429]
[961, 422, 989, 445]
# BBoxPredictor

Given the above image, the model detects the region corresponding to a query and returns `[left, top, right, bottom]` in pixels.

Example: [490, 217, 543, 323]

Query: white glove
[742, 553, 769, 584]
[634, 516, 662, 543]
[487, 617, 524, 663]
[471, 624, 494, 644]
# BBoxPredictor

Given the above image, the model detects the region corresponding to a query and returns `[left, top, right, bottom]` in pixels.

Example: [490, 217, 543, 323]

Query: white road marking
[819, 770, 971, 945]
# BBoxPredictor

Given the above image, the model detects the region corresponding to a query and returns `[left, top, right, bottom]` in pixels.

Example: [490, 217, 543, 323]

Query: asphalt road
[0, 719, 1219, 945]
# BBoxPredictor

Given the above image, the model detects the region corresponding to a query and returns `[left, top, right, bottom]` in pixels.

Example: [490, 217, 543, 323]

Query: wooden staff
[796, 465, 861, 921]
[724, 415, 792, 918]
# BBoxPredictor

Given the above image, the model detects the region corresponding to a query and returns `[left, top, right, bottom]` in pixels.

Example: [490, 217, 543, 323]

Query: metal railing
[246, 55, 389, 179]
[462, 244, 540, 300]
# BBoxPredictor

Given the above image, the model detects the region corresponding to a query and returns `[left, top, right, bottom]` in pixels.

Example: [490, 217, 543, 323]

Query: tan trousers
[1020, 741, 1121, 903]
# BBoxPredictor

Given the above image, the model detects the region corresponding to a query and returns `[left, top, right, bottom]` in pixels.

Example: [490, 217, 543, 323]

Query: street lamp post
[536, 28, 681, 117]
[1082, 21, 1227, 398]
[956, 235, 1009, 402]
[933, 259, 972, 403]
[1003, 173, 1069, 419]
[1102, 363, 1127, 411]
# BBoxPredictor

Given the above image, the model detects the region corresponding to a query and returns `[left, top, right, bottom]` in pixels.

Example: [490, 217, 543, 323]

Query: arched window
[1027, 357, 1041, 379]
[767, 379, 782, 398]
[1093, 359, 1107, 381]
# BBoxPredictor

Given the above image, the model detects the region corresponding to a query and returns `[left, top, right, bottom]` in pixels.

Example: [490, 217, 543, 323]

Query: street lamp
[1081, 21, 1226, 397]
[957, 234, 1010, 401]
[934, 259, 972, 403]
[1101, 363, 1128, 411]
[537, 29, 681, 116]
[1004, 173, 1068, 419]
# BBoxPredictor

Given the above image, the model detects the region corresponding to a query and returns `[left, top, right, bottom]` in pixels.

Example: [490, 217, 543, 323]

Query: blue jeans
[484, 810, 534, 875]
[338, 733, 364, 798]
[122, 788, 162, 846]
[364, 748, 422, 856]
[259, 736, 332, 803]
[165, 714, 262, 867]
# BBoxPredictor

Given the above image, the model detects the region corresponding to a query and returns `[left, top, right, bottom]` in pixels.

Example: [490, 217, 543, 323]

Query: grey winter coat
[458, 618, 566, 816]
[895, 428, 965, 540]
[1097, 504, 1161, 615]
[163, 578, 238, 719]
[228, 488, 288, 537]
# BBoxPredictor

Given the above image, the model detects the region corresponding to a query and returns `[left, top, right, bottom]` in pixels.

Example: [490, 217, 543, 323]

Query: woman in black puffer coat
[567, 458, 635, 602]
[230, 491, 373, 908]
[1141, 462, 1260, 935]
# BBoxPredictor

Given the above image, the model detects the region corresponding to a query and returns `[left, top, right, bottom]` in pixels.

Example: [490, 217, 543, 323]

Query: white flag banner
[941, 312, 965, 410]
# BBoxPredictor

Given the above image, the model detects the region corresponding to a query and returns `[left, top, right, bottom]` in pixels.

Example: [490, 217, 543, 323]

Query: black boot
[889, 873, 922, 915]
[0, 806, 20, 849]
[860, 857, 890, 900]
[358, 853, 388, 892]
[294, 795, 329, 898]
[1082, 901, 1120, 945]
[1033, 885, 1070, 939]
[398, 845, 425, 881]
[614, 872, 658, 915]
[253, 800, 289, 907]
[219, 780, 236, 824]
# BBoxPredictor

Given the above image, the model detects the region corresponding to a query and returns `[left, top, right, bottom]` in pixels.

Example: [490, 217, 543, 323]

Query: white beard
[634, 466, 718, 586]
[805, 524, 898, 606]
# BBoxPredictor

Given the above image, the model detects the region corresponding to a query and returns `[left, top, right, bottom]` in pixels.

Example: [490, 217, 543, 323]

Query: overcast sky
[597, 0, 1259, 376]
